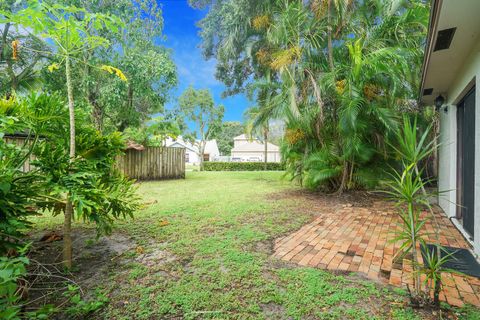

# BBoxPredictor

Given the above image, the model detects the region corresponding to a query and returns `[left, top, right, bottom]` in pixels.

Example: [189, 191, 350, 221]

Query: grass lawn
[30, 172, 479, 319]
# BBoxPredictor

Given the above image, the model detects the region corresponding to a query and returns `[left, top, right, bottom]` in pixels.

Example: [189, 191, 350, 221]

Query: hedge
[203, 161, 285, 171]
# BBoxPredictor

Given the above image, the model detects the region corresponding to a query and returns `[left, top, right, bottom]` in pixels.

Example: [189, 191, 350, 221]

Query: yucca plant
[386, 116, 458, 308]
[385, 163, 430, 298]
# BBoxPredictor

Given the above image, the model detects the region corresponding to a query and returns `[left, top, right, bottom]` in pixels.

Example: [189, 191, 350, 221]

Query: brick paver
[273, 200, 480, 307]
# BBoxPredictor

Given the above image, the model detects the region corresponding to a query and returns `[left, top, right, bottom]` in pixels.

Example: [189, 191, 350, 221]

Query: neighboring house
[166, 137, 220, 164]
[230, 134, 281, 162]
[420, 0, 480, 254]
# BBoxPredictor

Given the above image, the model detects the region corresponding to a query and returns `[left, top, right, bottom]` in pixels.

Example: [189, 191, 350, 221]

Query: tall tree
[178, 86, 224, 170]
[39, 0, 177, 133]
[4, 1, 125, 267]
[214, 121, 244, 155]
[192, 0, 428, 192]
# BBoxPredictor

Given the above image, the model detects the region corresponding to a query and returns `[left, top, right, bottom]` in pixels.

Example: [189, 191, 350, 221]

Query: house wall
[439, 40, 480, 254]
[231, 151, 281, 162]
[185, 150, 200, 164]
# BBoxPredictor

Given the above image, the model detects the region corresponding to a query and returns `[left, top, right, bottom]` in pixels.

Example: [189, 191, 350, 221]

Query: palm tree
[196, 0, 429, 192]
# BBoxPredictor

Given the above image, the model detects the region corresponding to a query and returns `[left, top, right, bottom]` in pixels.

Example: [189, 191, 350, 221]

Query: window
[185, 152, 190, 162]
[203, 153, 210, 162]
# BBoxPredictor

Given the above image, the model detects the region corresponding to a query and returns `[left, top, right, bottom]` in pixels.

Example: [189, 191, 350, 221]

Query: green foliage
[63, 285, 109, 317]
[1, 0, 177, 133]
[385, 117, 455, 307]
[214, 121, 245, 155]
[178, 86, 225, 170]
[28, 171, 434, 319]
[1, 94, 139, 243]
[0, 255, 28, 319]
[0, 94, 56, 254]
[194, 0, 430, 192]
[21, 94, 140, 236]
[0, 1, 47, 96]
[203, 161, 284, 171]
[147, 117, 182, 147]
[0, 93, 139, 316]
[2, 1, 123, 63]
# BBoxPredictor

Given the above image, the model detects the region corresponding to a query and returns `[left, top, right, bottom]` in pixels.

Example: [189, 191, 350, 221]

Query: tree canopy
[178, 86, 224, 168]
[192, 0, 430, 192]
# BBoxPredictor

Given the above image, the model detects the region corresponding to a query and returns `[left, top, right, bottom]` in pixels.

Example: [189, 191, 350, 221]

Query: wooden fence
[116, 147, 185, 180]
[3, 136, 37, 172]
[3, 135, 185, 180]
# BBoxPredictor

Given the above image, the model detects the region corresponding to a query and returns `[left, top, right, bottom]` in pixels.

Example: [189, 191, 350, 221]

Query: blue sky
[160, 0, 251, 125]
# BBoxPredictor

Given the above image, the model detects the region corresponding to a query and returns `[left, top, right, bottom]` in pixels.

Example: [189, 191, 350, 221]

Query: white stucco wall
[438, 40, 480, 254]
[231, 151, 281, 162]
[185, 149, 200, 164]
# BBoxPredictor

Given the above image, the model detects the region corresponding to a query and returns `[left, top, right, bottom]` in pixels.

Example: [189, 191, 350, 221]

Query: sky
[159, 0, 251, 125]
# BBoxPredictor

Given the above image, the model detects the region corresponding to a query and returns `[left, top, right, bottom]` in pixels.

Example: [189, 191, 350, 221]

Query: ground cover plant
[27, 172, 480, 319]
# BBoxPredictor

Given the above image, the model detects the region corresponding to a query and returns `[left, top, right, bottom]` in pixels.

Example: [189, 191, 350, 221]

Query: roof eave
[419, 0, 442, 106]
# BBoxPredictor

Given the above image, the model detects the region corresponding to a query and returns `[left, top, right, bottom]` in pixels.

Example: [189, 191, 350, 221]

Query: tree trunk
[327, 0, 335, 71]
[264, 126, 268, 170]
[63, 55, 75, 269]
[127, 84, 133, 110]
[0, 23, 10, 62]
[89, 86, 103, 132]
[199, 141, 205, 171]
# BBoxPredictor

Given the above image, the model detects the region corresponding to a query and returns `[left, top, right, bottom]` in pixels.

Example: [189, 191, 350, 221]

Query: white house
[230, 134, 281, 162]
[166, 137, 220, 165]
[420, 0, 480, 254]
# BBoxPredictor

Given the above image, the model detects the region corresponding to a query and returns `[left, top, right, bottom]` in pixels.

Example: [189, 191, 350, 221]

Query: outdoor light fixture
[434, 94, 445, 112]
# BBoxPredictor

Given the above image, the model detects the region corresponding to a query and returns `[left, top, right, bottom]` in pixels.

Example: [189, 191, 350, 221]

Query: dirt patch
[135, 245, 176, 268]
[24, 227, 178, 317]
[269, 189, 386, 211]
[261, 303, 292, 319]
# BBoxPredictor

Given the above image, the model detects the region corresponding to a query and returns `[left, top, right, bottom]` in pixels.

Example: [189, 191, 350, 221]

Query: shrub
[203, 162, 285, 171]
[0, 255, 28, 319]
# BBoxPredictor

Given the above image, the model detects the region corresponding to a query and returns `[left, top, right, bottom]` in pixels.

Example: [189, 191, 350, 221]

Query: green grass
[31, 172, 476, 319]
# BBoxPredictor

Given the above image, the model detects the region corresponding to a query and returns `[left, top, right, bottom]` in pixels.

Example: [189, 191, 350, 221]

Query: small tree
[3, 2, 127, 268]
[178, 86, 224, 170]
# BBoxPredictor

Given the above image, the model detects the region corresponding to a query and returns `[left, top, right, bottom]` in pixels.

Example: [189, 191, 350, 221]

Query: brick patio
[273, 200, 480, 307]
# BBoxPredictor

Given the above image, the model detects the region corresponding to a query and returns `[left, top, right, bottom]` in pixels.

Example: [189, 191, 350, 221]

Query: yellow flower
[11, 40, 19, 60]
[285, 128, 305, 145]
[270, 46, 301, 70]
[100, 65, 128, 82]
[310, 0, 328, 19]
[47, 63, 60, 73]
[255, 48, 271, 66]
[335, 79, 346, 95]
[252, 15, 270, 31]
[363, 84, 379, 100]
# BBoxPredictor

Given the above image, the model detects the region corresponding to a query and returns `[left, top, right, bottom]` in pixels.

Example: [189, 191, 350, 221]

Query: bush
[203, 162, 285, 171]
[0, 256, 28, 319]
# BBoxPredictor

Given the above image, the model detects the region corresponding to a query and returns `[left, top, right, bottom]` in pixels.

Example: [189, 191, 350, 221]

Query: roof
[420, 0, 480, 105]
[126, 140, 145, 151]
[166, 138, 219, 154]
[234, 134, 248, 140]
[168, 141, 197, 152]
